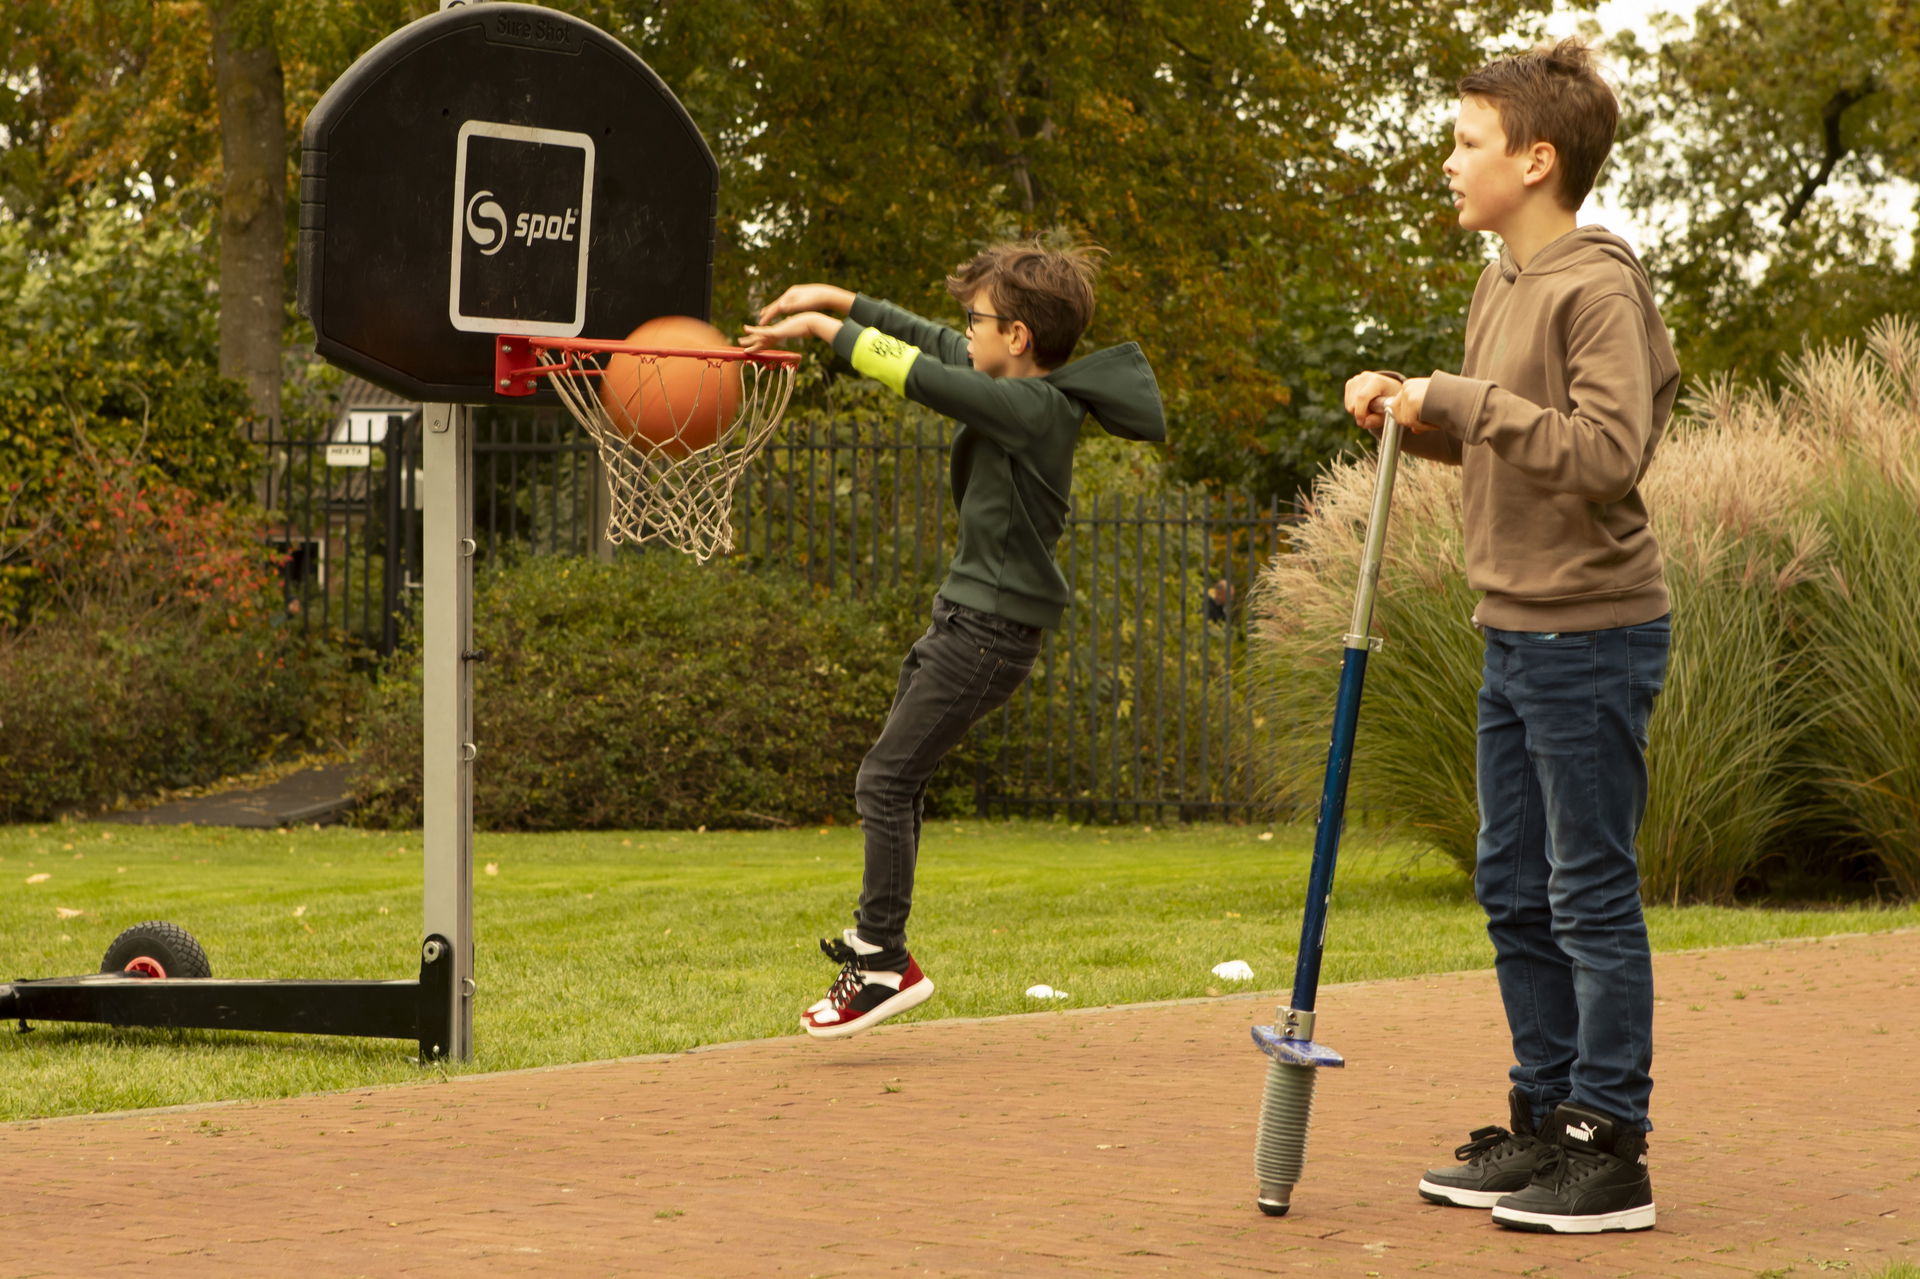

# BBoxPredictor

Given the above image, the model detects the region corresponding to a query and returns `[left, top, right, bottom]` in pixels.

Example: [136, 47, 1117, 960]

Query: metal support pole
[592, 450, 616, 563]
[421, 402, 475, 1061]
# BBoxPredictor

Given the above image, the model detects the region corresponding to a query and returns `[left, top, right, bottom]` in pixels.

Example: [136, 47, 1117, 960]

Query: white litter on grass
[1025, 984, 1070, 1000]
[1211, 960, 1255, 982]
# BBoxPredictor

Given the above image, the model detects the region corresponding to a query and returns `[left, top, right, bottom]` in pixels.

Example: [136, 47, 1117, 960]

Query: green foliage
[1250, 320, 1920, 902]
[0, 197, 221, 361]
[1241, 299, 1477, 507]
[0, 340, 252, 509]
[0, 4, 221, 221]
[1610, 0, 1920, 382]
[9, 440, 279, 627]
[0, 606, 349, 822]
[0, 272, 332, 815]
[351, 553, 965, 830]
[601, 0, 1550, 502]
[11, 0, 1558, 500]
[0, 200, 258, 623]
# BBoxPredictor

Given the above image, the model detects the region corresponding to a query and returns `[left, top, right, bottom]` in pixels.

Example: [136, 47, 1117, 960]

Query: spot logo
[449, 120, 596, 336]
[464, 190, 581, 257]
[464, 191, 509, 256]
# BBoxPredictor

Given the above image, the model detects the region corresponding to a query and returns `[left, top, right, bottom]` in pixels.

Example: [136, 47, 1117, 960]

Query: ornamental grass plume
[1251, 319, 1920, 903]
[1634, 380, 1827, 902]
[1249, 438, 1481, 866]
[1781, 318, 1920, 897]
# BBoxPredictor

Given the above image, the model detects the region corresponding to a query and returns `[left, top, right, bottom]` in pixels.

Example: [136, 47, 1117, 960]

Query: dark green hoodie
[831, 295, 1166, 629]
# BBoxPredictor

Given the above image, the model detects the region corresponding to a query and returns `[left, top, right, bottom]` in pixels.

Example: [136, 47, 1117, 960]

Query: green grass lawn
[3, 818, 1914, 1122]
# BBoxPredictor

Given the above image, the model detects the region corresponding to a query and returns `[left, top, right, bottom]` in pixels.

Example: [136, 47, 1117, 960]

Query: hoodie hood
[1497, 224, 1644, 284]
[1045, 341, 1168, 442]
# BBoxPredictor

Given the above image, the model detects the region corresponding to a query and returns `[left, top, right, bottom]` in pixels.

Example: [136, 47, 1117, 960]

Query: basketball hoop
[494, 334, 799, 561]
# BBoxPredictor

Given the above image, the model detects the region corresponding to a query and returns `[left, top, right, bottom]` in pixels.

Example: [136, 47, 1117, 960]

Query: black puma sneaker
[1492, 1101, 1656, 1233]
[1417, 1088, 1550, 1208]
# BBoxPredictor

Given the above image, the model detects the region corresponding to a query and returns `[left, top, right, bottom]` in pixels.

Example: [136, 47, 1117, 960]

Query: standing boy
[1344, 39, 1680, 1233]
[742, 240, 1166, 1040]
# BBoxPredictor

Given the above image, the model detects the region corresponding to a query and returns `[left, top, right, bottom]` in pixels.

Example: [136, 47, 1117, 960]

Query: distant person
[1204, 577, 1232, 623]
[742, 239, 1167, 1038]
[1344, 37, 1679, 1234]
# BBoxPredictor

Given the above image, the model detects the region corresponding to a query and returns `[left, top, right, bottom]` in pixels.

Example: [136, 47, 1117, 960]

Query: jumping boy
[741, 240, 1166, 1040]
[1343, 39, 1680, 1233]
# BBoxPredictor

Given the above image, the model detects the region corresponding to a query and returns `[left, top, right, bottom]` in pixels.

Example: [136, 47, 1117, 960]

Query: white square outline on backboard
[448, 119, 595, 336]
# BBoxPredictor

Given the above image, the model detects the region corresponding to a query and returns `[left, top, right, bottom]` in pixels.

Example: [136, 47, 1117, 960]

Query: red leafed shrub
[17, 453, 282, 630]
[0, 433, 352, 821]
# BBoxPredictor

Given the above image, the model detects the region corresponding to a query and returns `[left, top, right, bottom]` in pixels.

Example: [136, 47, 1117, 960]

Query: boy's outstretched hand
[739, 311, 839, 352]
[755, 284, 855, 326]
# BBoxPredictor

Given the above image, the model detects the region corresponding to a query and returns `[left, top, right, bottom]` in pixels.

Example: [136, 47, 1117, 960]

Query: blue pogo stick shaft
[1288, 403, 1406, 1015]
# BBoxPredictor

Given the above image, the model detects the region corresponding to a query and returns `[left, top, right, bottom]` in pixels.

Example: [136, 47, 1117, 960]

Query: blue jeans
[1473, 615, 1670, 1131]
[853, 596, 1042, 969]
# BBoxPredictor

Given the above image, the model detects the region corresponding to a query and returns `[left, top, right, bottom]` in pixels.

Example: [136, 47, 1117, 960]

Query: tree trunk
[210, 0, 285, 432]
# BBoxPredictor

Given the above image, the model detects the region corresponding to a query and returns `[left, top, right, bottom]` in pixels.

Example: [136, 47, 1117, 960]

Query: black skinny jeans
[852, 596, 1043, 969]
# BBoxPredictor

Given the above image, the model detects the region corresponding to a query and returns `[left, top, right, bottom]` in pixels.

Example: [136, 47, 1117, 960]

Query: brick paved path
[6, 931, 1916, 1278]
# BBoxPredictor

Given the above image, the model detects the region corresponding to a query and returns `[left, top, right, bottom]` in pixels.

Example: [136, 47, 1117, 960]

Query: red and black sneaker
[801, 929, 935, 1039]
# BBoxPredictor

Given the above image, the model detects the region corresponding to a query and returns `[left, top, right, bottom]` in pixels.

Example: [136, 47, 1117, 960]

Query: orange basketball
[598, 316, 742, 456]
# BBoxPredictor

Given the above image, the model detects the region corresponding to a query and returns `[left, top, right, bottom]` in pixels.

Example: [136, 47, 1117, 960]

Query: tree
[8, 1, 1553, 499]
[0, 3, 220, 225]
[1609, 0, 1920, 382]
[614, 0, 1550, 501]
[0, 1, 410, 431]
[210, 0, 287, 427]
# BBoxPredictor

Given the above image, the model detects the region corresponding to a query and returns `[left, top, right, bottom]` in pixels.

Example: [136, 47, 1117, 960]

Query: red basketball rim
[493, 334, 797, 397]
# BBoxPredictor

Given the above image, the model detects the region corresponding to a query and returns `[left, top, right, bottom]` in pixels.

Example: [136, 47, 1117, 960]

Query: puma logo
[1565, 1120, 1599, 1144]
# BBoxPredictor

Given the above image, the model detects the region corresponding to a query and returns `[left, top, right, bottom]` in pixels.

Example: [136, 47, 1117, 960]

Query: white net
[526, 340, 799, 561]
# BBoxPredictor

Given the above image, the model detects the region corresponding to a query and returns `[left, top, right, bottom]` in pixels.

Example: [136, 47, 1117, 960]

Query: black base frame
[0, 935, 457, 1062]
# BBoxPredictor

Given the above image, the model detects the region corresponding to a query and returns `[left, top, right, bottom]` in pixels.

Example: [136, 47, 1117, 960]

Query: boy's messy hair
[1459, 37, 1618, 210]
[944, 237, 1104, 369]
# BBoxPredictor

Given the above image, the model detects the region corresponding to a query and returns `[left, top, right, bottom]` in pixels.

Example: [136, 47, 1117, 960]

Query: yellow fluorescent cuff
[851, 327, 919, 396]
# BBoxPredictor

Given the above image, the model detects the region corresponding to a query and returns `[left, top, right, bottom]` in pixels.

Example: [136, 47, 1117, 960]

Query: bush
[0, 606, 349, 822]
[1250, 317, 1920, 903]
[0, 200, 256, 625]
[350, 553, 977, 831]
[0, 353, 257, 624]
[1630, 384, 1826, 902]
[1249, 434, 1482, 858]
[1782, 331, 1920, 897]
[0, 409, 351, 820]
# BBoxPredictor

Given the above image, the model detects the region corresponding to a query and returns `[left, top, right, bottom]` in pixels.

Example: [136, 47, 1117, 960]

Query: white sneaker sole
[1492, 1201, 1656, 1233]
[1416, 1178, 1509, 1208]
[802, 977, 935, 1040]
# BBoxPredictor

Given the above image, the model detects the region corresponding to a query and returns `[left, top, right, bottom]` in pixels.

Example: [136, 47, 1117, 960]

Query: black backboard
[299, 3, 716, 404]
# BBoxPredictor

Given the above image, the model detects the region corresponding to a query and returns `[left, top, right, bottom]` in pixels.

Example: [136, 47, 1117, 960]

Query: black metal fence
[733, 411, 1291, 819]
[262, 406, 1291, 820]
[983, 490, 1284, 821]
[261, 408, 598, 649]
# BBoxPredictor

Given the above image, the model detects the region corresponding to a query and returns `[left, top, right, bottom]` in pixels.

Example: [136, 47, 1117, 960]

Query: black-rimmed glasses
[962, 308, 1013, 332]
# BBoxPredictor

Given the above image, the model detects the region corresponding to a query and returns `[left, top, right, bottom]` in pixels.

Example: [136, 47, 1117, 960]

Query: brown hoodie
[1393, 226, 1681, 632]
